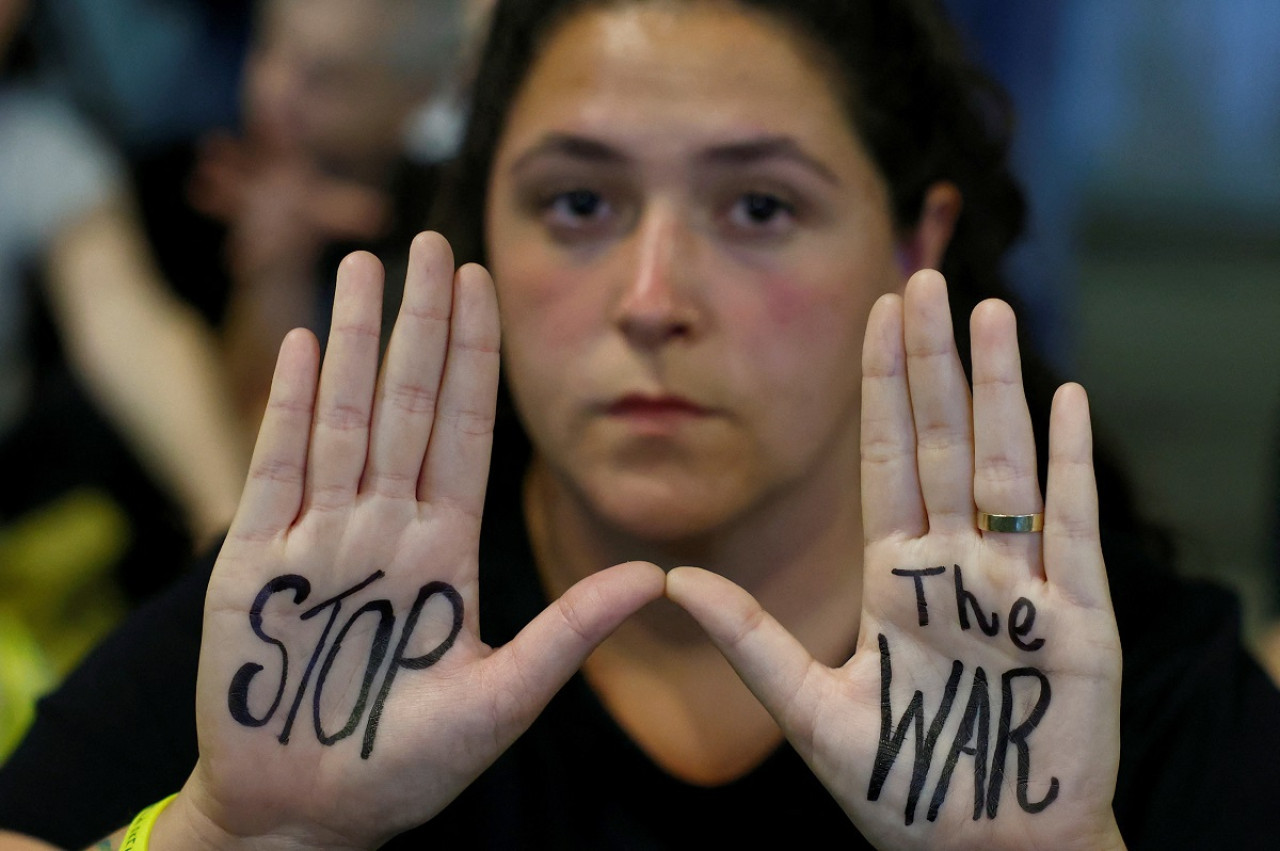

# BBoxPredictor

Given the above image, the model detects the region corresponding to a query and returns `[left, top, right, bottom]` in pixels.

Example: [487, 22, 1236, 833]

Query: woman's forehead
[496, 2, 863, 167]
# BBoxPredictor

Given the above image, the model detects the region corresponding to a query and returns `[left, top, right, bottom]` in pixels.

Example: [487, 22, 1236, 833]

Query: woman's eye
[727, 192, 797, 232]
[529, 184, 626, 243]
[546, 189, 607, 223]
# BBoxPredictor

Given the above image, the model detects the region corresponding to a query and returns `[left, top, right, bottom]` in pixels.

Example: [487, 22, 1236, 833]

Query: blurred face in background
[245, 0, 434, 179]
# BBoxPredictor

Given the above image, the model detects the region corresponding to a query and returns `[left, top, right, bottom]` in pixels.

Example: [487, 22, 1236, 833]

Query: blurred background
[1, 0, 470, 757]
[944, 0, 1280, 645]
[1, 0, 1278, 758]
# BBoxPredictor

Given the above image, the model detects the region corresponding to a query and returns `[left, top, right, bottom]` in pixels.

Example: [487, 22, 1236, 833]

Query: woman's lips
[604, 394, 711, 432]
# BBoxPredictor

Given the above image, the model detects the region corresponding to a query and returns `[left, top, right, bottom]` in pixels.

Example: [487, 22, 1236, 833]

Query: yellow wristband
[120, 794, 178, 851]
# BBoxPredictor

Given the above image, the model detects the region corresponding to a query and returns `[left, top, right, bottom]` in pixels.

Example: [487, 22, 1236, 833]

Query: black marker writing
[986, 668, 1058, 816]
[315, 599, 395, 746]
[867, 633, 963, 824]
[867, 630, 1058, 824]
[362, 581, 463, 758]
[228, 574, 311, 728]
[929, 664, 991, 821]
[1008, 598, 1045, 652]
[281, 570, 385, 744]
[889, 564, 1045, 652]
[891, 567, 947, 626]
[227, 572, 463, 758]
[953, 565, 1000, 637]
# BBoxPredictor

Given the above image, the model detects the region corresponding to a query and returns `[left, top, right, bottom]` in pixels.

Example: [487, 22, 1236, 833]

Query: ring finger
[970, 298, 1044, 575]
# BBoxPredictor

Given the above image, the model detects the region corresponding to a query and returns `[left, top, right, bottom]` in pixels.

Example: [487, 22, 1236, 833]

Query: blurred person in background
[188, 0, 471, 430]
[0, 0, 248, 757]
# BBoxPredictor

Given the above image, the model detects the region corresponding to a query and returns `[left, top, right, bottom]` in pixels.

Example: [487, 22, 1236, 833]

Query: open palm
[669, 271, 1124, 850]
[171, 234, 663, 849]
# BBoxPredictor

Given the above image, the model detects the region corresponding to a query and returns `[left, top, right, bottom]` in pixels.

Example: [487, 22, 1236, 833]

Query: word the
[227, 570, 463, 758]
[891, 565, 1045, 652]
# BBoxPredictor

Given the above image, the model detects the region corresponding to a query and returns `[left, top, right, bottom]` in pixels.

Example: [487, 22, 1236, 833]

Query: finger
[1043, 383, 1108, 607]
[417, 263, 501, 518]
[970, 299, 1044, 572]
[302, 252, 384, 512]
[232, 328, 319, 540]
[364, 233, 455, 498]
[861, 293, 926, 541]
[902, 270, 974, 531]
[665, 567, 824, 753]
[486, 561, 665, 735]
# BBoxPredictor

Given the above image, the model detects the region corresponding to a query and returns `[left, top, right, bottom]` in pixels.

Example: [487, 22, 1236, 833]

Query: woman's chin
[580, 473, 753, 549]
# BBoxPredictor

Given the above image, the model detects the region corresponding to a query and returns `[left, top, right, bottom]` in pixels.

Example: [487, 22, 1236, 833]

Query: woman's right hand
[159, 233, 664, 850]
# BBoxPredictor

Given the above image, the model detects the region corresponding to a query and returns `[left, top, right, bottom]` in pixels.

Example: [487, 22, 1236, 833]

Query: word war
[868, 564, 1057, 825]
[227, 570, 463, 759]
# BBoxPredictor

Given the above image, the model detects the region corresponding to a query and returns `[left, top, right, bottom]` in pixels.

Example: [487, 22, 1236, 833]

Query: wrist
[1078, 814, 1126, 851]
[1098, 823, 1128, 851]
[149, 789, 368, 851]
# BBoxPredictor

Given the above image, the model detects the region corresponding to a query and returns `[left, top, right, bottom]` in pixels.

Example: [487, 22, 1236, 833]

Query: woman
[1, 0, 1276, 848]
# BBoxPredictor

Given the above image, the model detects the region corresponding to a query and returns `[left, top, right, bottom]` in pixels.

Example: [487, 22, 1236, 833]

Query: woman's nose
[612, 208, 700, 348]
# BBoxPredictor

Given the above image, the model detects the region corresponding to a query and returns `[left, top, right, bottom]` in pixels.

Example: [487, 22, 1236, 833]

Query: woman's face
[485, 1, 910, 542]
[246, 0, 422, 176]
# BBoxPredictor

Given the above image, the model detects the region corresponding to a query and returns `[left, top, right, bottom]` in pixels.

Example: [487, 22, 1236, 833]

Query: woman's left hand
[668, 270, 1124, 850]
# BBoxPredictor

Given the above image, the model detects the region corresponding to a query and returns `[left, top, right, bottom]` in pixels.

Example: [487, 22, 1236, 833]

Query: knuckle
[454, 335, 500, 356]
[555, 589, 596, 644]
[726, 601, 767, 650]
[443, 408, 495, 437]
[331, 321, 380, 344]
[973, 372, 1023, 392]
[975, 455, 1034, 487]
[306, 482, 352, 512]
[364, 468, 419, 498]
[400, 302, 451, 326]
[266, 396, 313, 418]
[317, 402, 368, 431]
[915, 428, 967, 454]
[387, 380, 439, 416]
[249, 457, 304, 486]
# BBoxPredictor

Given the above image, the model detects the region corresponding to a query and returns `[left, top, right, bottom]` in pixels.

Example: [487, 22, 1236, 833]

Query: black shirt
[2, 430, 1279, 848]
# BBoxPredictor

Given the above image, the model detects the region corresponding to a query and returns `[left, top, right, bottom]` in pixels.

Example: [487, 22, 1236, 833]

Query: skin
[486, 0, 959, 785]
[492, 7, 1122, 846]
[487, 2, 905, 552]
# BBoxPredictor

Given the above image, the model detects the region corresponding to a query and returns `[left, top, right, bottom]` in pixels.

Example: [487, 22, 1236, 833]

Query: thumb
[484, 561, 665, 734]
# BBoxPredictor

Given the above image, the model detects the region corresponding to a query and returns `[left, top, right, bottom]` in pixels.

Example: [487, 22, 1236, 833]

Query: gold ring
[976, 511, 1043, 533]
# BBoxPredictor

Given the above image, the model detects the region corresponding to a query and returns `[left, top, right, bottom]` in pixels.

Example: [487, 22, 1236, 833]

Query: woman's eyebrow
[700, 137, 840, 186]
[506, 134, 839, 185]
[508, 133, 628, 172]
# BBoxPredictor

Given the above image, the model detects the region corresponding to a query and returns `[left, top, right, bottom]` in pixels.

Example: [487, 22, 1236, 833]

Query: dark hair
[440, 0, 1021, 303]
[433, 0, 1167, 571]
